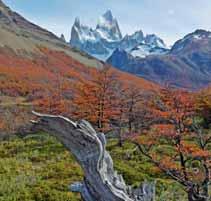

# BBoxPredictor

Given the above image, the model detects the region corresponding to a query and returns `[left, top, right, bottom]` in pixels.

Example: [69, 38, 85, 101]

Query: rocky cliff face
[96, 10, 122, 41]
[60, 34, 66, 42]
[119, 30, 144, 51]
[70, 15, 113, 60]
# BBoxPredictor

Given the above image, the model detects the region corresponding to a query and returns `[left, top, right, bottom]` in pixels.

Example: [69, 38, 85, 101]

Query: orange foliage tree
[197, 88, 211, 128]
[130, 89, 211, 201]
[114, 85, 153, 146]
[0, 105, 33, 137]
[123, 85, 153, 134]
[72, 66, 122, 132]
[36, 73, 73, 116]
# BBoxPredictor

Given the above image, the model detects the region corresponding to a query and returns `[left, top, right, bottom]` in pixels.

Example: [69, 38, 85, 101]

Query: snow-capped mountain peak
[118, 30, 144, 51]
[70, 10, 168, 61]
[171, 29, 211, 54]
[132, 30, 145, 41]
[71, 17, 98, 44]
[74, 17, 80, 28]
[100, 10, 114, 24]
[145, 34, 167, 49]
[130, 42, 169, 58]
[96, 10, 122, 41]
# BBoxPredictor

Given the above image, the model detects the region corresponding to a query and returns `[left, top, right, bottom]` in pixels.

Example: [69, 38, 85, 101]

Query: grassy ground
[0, 132, 187, 201]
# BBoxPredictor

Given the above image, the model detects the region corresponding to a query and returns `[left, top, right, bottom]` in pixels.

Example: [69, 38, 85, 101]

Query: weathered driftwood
[32, 111, 155, 201]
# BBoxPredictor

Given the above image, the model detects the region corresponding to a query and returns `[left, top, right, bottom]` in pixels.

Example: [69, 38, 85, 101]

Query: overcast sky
[3, 0, 211, 45]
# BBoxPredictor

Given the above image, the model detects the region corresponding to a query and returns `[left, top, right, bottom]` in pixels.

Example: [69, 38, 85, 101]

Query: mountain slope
[0, 0, 104, 68]
[108, 30, 211, 90]
[0, 0, 158, 100]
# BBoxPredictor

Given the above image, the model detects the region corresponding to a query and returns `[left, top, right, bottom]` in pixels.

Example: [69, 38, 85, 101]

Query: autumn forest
[0, 0, 211, 201]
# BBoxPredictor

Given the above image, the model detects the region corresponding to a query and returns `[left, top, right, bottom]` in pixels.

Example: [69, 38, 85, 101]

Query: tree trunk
[32, 111, 155, 201]
[117, 127, 123, 147]
[188, 188, 208, 201]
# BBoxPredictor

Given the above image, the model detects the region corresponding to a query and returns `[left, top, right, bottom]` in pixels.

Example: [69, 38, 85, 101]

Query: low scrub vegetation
[0, 133, 188, 201]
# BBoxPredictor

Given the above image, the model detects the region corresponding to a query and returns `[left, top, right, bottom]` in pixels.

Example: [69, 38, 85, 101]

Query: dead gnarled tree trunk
[32, 111, 155, 201]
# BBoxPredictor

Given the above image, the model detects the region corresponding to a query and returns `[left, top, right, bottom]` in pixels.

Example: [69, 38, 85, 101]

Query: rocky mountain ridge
[70, 10, 169, 61]
[107, 29, 211, 89]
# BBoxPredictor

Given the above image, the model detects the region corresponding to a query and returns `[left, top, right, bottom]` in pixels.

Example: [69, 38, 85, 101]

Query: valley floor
[0, 133, 187, 201]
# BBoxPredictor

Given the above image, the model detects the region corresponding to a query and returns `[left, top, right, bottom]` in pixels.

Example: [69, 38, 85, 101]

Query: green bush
[0, 133, 83, 201]
[0, 134, 187, 201]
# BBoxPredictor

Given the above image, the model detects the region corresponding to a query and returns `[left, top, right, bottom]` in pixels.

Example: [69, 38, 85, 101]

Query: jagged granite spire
[60, 34, 66, 42]
[69, 10, 168, 61]
[73, 17, 80, 28]
[102, 10, 114, 23]
[96, 10, 122, 41]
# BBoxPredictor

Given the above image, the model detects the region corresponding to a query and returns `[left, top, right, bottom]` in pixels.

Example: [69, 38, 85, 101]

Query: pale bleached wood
[32, 111, 154, 201]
